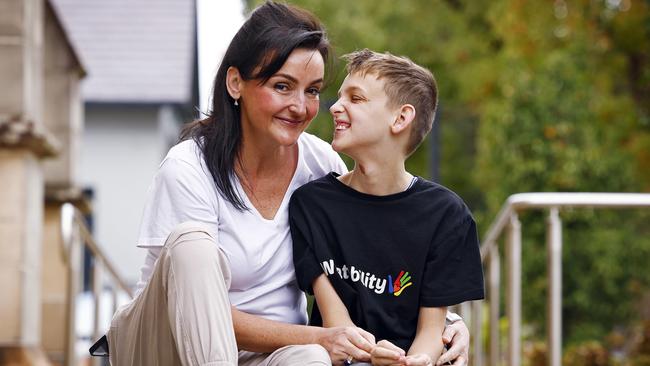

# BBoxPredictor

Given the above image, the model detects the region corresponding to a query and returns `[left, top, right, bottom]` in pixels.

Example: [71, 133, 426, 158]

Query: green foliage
[473, 0, 650, 345]
[246, 0, 650, 349]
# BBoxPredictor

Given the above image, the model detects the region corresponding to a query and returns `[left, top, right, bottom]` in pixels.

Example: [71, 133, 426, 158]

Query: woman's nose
[288, 93, 307, 116]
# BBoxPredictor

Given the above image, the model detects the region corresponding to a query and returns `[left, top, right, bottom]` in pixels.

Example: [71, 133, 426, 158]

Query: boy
[289, 49, 484, 366]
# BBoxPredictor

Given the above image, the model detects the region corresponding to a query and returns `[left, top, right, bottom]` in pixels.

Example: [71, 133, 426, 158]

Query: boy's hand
[436, 321, 469, 366]
[370, 340, 406, 366]
[405, 354, 433, 366]
[318, 326, 375, 364]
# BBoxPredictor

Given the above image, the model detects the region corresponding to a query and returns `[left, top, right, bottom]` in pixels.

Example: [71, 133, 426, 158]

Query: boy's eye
[351, 95, 364, 102]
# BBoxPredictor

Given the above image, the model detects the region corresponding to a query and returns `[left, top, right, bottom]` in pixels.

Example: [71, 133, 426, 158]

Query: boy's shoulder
[413, 177, 473, 221]
[292, 173, 336, 200]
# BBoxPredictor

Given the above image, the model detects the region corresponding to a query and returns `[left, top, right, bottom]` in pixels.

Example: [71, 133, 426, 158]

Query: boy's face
[329, 72, 399, 156]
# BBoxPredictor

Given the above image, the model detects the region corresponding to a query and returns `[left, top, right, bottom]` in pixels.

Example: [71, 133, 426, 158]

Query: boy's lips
[334, 119, 351, 130]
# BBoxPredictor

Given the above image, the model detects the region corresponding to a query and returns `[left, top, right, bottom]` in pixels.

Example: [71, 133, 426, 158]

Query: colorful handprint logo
[388, 270, 412, 296]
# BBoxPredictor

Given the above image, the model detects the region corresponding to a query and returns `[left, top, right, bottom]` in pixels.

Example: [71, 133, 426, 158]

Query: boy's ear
[391, 104, 416, 135]
[226, 66, 243, 101]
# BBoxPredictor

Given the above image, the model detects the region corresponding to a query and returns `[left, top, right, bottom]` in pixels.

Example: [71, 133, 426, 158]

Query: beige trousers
[107, 222, 330, 366]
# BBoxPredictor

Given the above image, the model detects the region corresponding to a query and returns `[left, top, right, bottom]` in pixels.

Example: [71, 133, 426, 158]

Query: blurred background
[0, 0, 648, 365]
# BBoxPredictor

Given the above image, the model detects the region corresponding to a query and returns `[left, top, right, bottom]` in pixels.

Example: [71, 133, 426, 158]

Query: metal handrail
[60, 202, 134, 366]
[471, 192, 650, 366]
[479, 193, 650, 260]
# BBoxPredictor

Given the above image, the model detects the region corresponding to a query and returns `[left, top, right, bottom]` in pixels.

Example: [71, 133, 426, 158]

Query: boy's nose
[329, 99, 343, 115]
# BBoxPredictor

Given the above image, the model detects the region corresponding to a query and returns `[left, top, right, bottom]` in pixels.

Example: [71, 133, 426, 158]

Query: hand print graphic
[388, 270, 412, 296]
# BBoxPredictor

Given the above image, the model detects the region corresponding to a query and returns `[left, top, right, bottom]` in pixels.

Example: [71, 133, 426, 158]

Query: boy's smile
[334, 119, 351, 131]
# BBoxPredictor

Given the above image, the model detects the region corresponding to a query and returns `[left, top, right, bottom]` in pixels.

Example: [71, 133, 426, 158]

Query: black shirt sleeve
[420, 212, 485, 307]
[289, 190, 323, 295]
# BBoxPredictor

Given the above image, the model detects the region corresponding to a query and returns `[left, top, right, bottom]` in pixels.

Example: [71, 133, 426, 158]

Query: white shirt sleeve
[135, 247, 162, 296]
[134, 155, 220, 293]
[137, 157, 219, 248]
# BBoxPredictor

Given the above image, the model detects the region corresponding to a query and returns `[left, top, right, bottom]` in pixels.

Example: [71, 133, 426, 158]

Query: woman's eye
[274, 83, 290, 92]
[307, 87, 321, 96]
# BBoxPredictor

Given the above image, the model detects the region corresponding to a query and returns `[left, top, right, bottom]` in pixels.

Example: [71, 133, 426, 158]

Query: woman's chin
[273, 131, 303, 147]
[271, 122, 309, 146]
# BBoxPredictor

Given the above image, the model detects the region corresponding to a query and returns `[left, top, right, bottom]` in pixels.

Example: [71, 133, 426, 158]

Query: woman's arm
[406, 307, 447, 366]
[233, 273, 376, 362]
[232, 307, 327, 351]
[232, 305, 375, 364]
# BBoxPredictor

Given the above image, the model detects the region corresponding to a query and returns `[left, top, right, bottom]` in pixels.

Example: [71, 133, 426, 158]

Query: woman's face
[238, 48, 324, 148]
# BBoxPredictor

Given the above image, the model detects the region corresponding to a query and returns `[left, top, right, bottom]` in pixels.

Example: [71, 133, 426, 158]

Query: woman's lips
[276, 117, 303, 125]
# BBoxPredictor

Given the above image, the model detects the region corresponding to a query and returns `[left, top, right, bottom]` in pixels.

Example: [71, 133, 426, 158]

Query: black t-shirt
[289, 173, 484, 351]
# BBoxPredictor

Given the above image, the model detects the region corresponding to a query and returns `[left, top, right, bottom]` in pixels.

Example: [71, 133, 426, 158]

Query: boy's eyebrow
[337, 85, 366, 98]
[273, 73, 323, 85]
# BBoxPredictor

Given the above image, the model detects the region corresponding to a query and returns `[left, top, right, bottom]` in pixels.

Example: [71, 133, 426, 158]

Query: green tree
[474, 0, 650, 344]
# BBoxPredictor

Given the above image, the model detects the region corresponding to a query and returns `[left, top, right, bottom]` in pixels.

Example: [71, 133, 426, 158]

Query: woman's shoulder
[156, 138, 210, 181]
[158, 138, 211, 173]
[299, 132, 345, 171]
[165, 138, 202, 163]
[299, 132, 333, 153]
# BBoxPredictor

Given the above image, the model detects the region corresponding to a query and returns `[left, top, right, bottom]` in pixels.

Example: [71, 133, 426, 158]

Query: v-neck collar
[234, 137, 305, 223]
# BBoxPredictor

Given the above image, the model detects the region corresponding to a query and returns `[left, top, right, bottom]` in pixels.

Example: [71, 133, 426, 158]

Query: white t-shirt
[135, 132, 347, 325]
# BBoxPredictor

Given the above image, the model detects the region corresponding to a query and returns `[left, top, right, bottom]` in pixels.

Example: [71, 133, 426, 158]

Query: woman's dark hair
[180, 1, 331, 210]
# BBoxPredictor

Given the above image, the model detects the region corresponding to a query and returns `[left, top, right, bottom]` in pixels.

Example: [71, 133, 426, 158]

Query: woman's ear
[391, 104, 416, 135]
[226, 66, 243, 101]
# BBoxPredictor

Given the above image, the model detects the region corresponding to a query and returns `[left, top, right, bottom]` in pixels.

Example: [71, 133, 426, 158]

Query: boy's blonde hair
[342, 49, 438, 155]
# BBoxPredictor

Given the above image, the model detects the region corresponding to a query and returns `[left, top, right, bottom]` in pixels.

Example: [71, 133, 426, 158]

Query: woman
[107, 2, 470, 366]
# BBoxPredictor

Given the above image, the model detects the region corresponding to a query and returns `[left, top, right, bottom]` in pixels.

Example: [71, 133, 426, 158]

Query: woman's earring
[234, 99, 239, 106]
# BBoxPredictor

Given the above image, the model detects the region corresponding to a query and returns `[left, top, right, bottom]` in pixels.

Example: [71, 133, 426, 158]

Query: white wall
[80, 105, 180, 285]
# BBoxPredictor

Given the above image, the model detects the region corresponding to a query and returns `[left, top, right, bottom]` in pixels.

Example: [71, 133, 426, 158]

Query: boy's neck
[339, 158, 413, 196]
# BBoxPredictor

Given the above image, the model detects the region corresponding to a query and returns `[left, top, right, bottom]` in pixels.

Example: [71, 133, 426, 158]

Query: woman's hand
[436, 321, 469, 366]
[317, 326, 376, 364]
[370, 339, 406, 366]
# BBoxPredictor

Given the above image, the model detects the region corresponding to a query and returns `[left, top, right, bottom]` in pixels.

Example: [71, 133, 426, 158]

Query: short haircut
[342, 49, 438, 155]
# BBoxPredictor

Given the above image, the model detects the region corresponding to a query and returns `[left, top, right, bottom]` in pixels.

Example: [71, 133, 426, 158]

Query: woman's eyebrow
[274, 73, 323, 85]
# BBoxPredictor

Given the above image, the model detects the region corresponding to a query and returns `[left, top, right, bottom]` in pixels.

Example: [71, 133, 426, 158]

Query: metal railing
[60, 202, 134, 366]
[469, 193, 650, 366]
